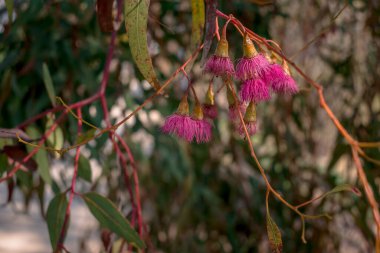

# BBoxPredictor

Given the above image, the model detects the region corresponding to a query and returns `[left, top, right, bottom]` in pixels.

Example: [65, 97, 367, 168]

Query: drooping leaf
[46, 193, 68, 251]
[5, 0, 13, 23]
[125, 0, 161, 91]
[45, 114, 64, 156]
[42, 63, 56, 107]
[26, 126, 52, 184]
[3, 145, 38, 171]
[96, 0, 114, 32]
[201, 0, 218, 64]
[266, 210, 283, 253]
[78, 155, 92, 182]
[190, 0, 205, 50]
[82, 192, 145, 249]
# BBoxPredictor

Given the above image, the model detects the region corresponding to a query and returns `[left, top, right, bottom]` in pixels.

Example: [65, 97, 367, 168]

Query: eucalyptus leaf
[125, 0, 161, 91]
[42, 63, 56, 107]
[82, 192, 145, 249]
[45, 114, 64, 156]
[191, 0, 205, 50]
[46, 193, 68, 251]
[25, 126, 52, 184]
[78, 155, 92, 182]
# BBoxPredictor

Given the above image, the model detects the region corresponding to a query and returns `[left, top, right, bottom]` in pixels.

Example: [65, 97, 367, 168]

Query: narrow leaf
[125, 0, 161, 91]
[42, 63, 56, 107]
[82, 192, 145, 249]
[45, 114, 64, 156]
[190, 0, 205, 50]
[26, 126, 52, 184]
[5, 0, 13, 23]
[201, 0, 217, 64]
[78, 155, 92, 182]
[46, 193, 68, 251]
[96, 0, 114, 32]
[266, 211, 283, 253]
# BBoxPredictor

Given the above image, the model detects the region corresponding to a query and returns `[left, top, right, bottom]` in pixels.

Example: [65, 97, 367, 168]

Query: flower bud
[244, 102, 256, 123]
[215, 38, 229, 58]
[193, 103, 204, 120]
[243, 33, 258, 58]
[205, 85, 215, 105]
[176, 95, 189, 115]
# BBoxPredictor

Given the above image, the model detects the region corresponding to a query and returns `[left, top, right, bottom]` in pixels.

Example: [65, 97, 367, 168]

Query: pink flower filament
[204, 55, 235, 77]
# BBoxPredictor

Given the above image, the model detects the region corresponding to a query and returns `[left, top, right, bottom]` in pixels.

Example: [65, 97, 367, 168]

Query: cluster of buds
[202, 30, 298, 138]
[162, 22, 298, 143]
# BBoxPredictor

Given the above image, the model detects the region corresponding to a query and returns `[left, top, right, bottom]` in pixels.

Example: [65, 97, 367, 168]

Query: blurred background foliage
[0, 0, 380, 252]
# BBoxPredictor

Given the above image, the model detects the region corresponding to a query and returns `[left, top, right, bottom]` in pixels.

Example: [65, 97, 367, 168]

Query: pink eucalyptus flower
[162, 114, 195, 142]
[238, 121, 257, 136]
[235, 54, 271, 81]
[271, 73, 299, 95]
[239, 78, 271, 102]
[265, 64, 299, 95]
[204, 55, 235, 77]
[192, 119, 212, 143]
[202, 104, 218, 119]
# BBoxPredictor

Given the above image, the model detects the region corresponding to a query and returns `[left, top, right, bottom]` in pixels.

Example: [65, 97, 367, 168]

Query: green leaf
[78, 155, 92, 182]
[42, 63, 56, 107]
[5, 0, 13, 23]
[82, 192, 145, 249]
[125, 0, 161, 91]
[25, 126, 52, 184]
[46, 193, 68, 251]
[190, 0, 205, 50]
[266, 210, 283, 253]
[45, 114, 64, 156]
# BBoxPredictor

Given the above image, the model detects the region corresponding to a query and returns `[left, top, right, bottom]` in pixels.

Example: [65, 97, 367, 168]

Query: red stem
[116, 134, 143, 237]
[57, 108, 83, 251]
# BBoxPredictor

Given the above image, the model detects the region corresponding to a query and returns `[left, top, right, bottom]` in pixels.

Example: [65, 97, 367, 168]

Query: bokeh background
[1, 0, 380, 252]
